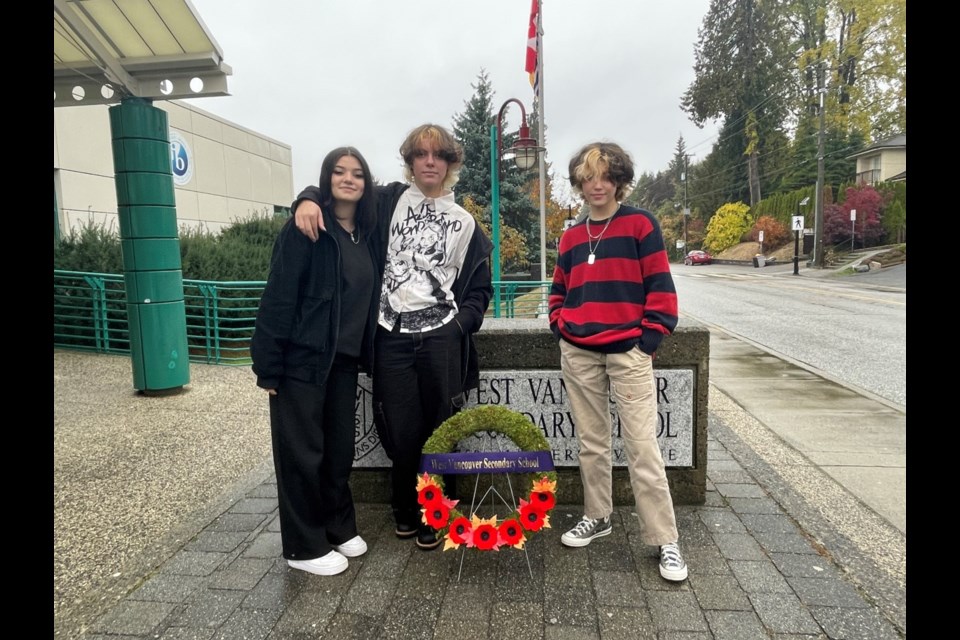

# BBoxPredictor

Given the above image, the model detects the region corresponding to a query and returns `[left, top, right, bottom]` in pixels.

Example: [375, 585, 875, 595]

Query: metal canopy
[54, 0, 231, 107]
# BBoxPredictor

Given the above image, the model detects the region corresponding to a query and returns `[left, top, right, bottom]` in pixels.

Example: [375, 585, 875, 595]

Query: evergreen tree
[628, 171, 674, 212]
[452, 70, 496, 210]
[682, 0, 794, 207]
[778, 121, 863, 192]
[451, 70, 539, 258]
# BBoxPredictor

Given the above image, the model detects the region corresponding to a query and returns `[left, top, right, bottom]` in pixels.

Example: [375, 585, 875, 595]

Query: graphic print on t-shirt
[381, 198, 466, 331]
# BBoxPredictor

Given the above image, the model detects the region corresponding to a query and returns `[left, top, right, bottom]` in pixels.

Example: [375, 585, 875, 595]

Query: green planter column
[109, 97, 190, 392]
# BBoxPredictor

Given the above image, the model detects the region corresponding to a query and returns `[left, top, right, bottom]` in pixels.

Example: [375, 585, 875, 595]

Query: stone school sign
[351, 369, 694, 468]
[348, 318, 710, 505]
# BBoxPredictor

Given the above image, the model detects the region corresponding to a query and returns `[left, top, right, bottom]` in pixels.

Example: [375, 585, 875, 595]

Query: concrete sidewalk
[54, 264, 906, 639]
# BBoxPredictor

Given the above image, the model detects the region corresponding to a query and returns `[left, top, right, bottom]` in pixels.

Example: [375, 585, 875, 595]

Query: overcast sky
[184, 0, 721, 205]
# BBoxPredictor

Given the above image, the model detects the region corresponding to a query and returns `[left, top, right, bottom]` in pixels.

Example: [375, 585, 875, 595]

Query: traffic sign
[792, 216, 803, 231]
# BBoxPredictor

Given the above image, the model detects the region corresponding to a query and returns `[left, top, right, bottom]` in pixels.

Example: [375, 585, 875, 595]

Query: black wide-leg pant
[372, 320, 464, 526]
[269, 359, 360, 560]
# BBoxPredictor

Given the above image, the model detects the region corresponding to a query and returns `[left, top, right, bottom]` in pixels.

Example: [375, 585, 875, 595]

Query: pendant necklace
[338, 219, 360, 245]
[585, 210, 616, 265]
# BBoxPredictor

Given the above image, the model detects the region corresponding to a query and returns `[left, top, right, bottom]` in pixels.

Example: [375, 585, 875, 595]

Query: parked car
[684, 250, 712, 266]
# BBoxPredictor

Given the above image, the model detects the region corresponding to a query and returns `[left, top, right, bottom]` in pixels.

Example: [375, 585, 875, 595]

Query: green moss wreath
[417, 405, 559, 551]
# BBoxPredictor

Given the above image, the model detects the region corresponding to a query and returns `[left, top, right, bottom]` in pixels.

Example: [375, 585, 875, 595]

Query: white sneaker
[333, 535, 368, 558]
[287, 550, 348, 576]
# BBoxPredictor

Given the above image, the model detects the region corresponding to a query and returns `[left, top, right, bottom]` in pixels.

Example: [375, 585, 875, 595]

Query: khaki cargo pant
[559, 339, 679, 546]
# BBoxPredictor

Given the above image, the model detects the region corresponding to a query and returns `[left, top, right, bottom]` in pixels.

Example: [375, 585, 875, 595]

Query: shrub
[704, 202, 752, 253]
[54, 212, 288, 282]
[823, 185, 885, 248]
[749, 215, 790, 248]
[179, 214, 286, 281]
[54, 219, 123, 274]
[877, 181, 906, 244]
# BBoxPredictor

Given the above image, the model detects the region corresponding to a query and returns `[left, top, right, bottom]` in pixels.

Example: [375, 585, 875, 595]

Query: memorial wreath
[416, 405, 558, 551]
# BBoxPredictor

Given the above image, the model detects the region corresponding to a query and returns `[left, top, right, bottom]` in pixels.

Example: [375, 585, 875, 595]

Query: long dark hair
[316, 146, 377, 239]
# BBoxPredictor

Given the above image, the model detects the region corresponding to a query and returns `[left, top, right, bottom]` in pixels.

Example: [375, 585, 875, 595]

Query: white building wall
[53, 100, 293, 236]
[880, 149, 906, 182]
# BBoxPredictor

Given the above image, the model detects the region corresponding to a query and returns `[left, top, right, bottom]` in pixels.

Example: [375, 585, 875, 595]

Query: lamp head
[509, 121, 539, 170]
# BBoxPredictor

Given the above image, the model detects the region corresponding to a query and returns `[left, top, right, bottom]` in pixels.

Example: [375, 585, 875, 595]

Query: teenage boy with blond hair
[549, 141, 686, 581]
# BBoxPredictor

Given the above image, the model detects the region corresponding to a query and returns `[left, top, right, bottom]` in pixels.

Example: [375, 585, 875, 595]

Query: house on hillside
[846, 134, 906, 185]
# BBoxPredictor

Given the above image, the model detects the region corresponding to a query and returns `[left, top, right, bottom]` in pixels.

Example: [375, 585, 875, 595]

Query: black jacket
[295, 182, 493, 391]
[250, 210, 382, 390]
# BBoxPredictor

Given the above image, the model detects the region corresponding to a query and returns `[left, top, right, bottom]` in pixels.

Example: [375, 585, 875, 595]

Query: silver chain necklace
[337, 218, 360, 245]
[585, 208, 618, 264]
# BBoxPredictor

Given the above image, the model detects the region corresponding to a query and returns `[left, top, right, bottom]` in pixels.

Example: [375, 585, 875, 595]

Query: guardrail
[490, 280, 551, 319]
[54, 270, 552, 364]
[54, 271, 264, 365]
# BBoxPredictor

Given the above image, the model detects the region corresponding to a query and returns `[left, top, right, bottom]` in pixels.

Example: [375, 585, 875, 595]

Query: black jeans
[373, 320, 464, 524]
[269, 357, 360, 560]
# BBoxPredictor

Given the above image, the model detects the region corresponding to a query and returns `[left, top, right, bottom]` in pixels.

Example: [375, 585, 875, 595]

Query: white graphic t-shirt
[379, 185, 475, 332]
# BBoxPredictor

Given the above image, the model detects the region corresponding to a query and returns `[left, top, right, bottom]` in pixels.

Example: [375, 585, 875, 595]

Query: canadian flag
[525, 0, 540, 92]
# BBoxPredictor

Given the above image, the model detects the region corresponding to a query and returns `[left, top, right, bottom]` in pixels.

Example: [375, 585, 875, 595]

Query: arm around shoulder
[293, 186, 324, 241]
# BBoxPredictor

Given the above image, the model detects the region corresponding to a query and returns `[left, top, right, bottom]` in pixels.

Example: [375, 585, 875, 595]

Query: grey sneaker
[659, 542, 688, 581]
[560, 515, 612, 547]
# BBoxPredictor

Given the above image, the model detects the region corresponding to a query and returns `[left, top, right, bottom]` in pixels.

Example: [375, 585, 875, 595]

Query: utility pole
[813, 64, 827, 269]
[682, 153, 694, 253]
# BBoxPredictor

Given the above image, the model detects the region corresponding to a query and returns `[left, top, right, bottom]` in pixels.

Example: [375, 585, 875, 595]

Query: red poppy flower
[529, 490, 556, 511]
[416, 473, 443, 506]
[423, 502, 450, 529]
[471, 522, 501, 550]
[449, 517, 472, 545]
[519, 498, 547, 531]
[498, 519, 525, 548]
[418, 484, 442, 506]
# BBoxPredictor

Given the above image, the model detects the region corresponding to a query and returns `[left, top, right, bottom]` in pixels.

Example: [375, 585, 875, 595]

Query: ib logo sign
[169, 130, 194, 186]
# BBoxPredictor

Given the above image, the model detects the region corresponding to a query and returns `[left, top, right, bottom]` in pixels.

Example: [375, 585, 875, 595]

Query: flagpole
[536, 1, 547, 283]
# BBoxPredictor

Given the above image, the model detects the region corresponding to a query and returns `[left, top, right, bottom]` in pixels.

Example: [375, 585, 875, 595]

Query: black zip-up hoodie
[251, 209, 382, 390]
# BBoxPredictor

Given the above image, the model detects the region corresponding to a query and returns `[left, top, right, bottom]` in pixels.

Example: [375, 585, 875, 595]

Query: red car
[684, 250, 712, 266]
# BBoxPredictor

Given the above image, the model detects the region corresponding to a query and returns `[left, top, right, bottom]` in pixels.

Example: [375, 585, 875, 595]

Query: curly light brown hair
[568, 142, 635, 201]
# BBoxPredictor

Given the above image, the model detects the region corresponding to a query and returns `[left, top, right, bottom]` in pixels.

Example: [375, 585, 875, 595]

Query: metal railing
[490, 280, 551, 319]
[855, 168, 882, 185]
[54, 270, 265, 365]
[54, 271, 552, 364]
[54, 271, 131, 355]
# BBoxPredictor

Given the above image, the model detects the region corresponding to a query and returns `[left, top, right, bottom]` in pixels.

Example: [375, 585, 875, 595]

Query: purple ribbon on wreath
[419, 451, 555, 475]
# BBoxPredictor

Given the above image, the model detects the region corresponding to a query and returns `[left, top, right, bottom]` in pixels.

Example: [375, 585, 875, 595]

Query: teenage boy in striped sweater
[548, 142, 687, 582]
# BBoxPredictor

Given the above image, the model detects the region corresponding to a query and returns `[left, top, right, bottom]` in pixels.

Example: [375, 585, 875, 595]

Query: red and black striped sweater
[549, 204, 678, 355]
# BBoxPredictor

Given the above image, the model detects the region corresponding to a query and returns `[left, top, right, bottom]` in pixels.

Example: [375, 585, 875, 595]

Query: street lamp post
[490, 98, 543, 317]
